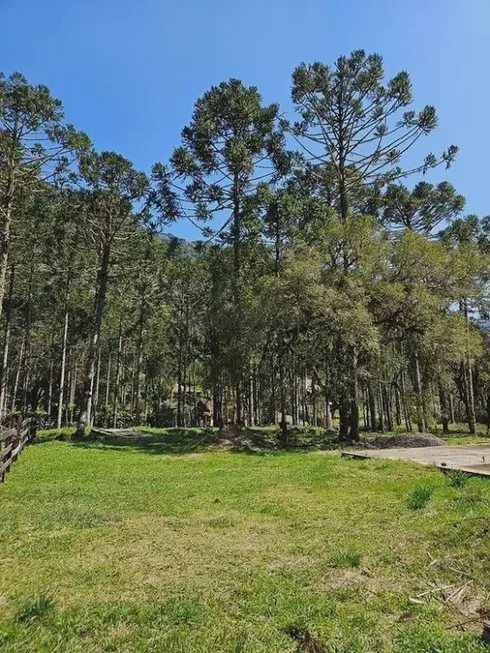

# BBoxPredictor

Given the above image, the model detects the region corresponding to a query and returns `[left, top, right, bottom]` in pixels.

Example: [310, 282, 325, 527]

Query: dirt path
[342, 443, 490, 477]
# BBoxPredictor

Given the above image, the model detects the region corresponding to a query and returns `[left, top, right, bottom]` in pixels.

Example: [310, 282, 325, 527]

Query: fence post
[0, 415, 36, 485]
[483, 618, 490, 643]
[0, 430, 3, 484]
[12, 414, 22, 463]
[29, 417, 37, 442]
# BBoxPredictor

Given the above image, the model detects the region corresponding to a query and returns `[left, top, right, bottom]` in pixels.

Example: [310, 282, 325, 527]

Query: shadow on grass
[55, 427, 341, 457]
[68, 430, 213, 456]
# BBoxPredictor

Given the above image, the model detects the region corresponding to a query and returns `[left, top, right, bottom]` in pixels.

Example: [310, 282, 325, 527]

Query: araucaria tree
[289, 50, 459, 440]
[73, 151, 149, 436]
[0, 56, 489, 443]
[168, 79, 290, 424]
[0, 72, 89, 318]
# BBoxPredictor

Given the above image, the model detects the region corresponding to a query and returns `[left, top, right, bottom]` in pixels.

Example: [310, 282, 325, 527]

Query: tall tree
[0, 72, 89, 318]
[74, 151, 149, 436]
[168, 79, 290, 423]
[290, 49, 458, 440]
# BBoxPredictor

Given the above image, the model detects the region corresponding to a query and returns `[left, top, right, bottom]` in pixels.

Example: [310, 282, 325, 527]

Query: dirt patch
[327, 568, 385, 595]
[355, 434, 445, 449]
[283, 626, 328, 652]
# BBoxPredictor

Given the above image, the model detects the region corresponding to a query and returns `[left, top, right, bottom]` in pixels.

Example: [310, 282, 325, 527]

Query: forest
[0, 49, 488, 442]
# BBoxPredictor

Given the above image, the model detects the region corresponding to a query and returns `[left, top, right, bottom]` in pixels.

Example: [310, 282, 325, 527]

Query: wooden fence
[0, 416, 37, 484]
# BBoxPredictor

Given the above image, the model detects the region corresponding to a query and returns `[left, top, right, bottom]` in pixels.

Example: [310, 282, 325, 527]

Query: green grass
[1, 437, 490, 651]
[447, 470, 472, 488]
[407, 484, 435, 510]
[438, 423, 490, 446]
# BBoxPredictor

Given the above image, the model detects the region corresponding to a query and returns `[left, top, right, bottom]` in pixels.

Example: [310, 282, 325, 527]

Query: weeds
[454, 486, 485, 507]
[15, 594, 55, 623]
[407, 484, 434, 510]
[329, 548, 362, 569]
[447, 470, 470, 488]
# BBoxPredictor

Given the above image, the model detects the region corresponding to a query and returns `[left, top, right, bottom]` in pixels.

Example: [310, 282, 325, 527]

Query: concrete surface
[342, 444, 490, 477]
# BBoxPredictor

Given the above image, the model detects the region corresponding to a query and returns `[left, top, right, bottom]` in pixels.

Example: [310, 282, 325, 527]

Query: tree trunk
[270, 360, 276, 425]
[449, 391, 455, 425]
[279, 349, 288, 443]
[312, 378, 317, 427]
[339, 397, 350, 441]
[134, 295, 145, 425]
[248, 369, 255, 427]
[395, 384, 402, 427]
[367, 383, 377, 432]
[0, 130, 18, 322]
[176, 300, 185, 428]
[57, 284, 70, 430]
[383, 386, 393, 432]
[76, 242, 111, 436]
[349, 351, 360, 441]
[399, 369, 412, 432]
[232, 170, 243, 425]
[0, 265, 15, 421]
[253, 367, 259, 426]
[377, 385, 384, 432]
[112, 322, 123, 430]
[11, 336, 25, 413]
[413, 352, 426, 433]
[47, 354, 54, 418]
[104, 351, 111, 426]
[69, 361, 77, 426]
[325, 393, 332, 429]
[464, 359, 477, 435]
[92, 346, 101, 427]
[21, 259, 35, 415]
[86, 372, 95, 428]
[213, 382, 222, 429]
[439, 387, 450, 434]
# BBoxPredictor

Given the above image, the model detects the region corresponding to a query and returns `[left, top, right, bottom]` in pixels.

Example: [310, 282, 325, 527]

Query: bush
[407, 485, 434, 510]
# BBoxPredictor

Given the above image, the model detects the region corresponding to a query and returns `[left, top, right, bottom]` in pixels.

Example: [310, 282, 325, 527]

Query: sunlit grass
[1, 438, 489, 651]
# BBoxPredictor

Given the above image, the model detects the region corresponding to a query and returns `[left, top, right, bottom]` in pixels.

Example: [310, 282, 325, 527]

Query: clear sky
[1, 0, 489, 239]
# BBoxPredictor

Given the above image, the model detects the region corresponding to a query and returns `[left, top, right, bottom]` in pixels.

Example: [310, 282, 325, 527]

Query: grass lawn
[1, 434, 490, 652]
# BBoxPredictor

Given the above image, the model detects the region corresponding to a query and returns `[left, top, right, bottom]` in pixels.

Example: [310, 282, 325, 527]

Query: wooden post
[483, 618, 490, 643]
[0, 429, 4, 484]
[12, 413, 22, 463]
[29, 417, 37, 442]
[482, 618, 490, 642]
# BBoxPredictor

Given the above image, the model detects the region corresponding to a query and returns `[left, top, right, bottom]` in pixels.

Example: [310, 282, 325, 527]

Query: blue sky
[1, 0, 489, 239]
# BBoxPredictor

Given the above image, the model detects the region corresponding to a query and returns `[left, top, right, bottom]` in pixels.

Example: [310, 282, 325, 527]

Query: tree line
[0, 51, 489, 441]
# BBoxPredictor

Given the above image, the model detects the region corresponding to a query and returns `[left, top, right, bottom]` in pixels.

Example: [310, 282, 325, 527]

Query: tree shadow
[63, 427, 339, 457]
[68, 429, 213, 456]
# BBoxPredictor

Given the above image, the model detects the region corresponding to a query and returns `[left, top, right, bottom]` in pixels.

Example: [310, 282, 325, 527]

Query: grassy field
[1, 433, 490, 652]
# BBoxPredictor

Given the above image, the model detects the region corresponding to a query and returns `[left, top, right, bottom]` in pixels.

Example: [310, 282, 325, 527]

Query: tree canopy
[0, 51, 488, 441]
